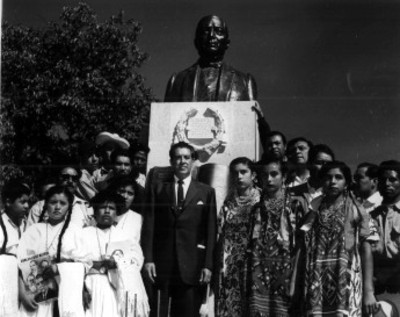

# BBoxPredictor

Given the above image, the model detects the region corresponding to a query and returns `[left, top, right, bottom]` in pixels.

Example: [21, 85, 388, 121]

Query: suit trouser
[150, 253, 204, 317]
[152, 280, 204, 317]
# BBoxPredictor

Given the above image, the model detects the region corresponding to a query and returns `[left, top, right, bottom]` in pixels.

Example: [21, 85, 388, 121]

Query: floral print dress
[248, 192, 306, 317]
[215, 187, 260, 317]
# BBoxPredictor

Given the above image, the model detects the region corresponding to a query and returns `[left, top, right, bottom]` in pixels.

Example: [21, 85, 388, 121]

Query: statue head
[194, 15, 230, 62]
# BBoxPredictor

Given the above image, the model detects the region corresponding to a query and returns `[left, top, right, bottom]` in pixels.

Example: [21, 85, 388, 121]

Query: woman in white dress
[18, 185, 90, 317]
[83, 191, 125, 317]
[108, 177, 149, 316]
[109, 176, 143, 244]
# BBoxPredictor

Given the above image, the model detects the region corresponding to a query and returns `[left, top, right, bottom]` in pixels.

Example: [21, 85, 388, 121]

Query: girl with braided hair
[214, 157, 261, 317]
[248, 160, 307, 317]
[301, 161, 378, 317]
[18, 185, 90, 317]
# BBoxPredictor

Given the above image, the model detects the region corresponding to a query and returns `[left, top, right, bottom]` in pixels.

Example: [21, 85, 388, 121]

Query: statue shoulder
[164, 63, 199, 102]
[172, 63, 198, 81]
[222, 63, 257, 100]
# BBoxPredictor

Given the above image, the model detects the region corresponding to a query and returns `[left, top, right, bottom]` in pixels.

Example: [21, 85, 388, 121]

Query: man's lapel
[165, 181, 176, 206]
[182, 181, 197, 210]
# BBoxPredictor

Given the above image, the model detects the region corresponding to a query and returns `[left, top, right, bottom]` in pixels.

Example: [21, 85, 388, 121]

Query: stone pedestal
[147, 101, 259, 212]
[148, 101, 259, 168]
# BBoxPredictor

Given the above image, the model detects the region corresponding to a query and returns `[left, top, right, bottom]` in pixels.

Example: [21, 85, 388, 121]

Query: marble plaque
[147, 101, 259, 169]
[187, 117, 214, 139]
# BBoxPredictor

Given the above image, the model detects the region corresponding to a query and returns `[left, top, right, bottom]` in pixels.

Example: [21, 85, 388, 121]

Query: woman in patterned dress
[215, 157, 261, 317]
[248, 160, 306, 317]
[301, 161, 378, 317]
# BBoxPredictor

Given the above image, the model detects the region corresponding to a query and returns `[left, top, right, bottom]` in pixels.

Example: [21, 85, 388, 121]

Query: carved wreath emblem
[173, 107, 227, 155]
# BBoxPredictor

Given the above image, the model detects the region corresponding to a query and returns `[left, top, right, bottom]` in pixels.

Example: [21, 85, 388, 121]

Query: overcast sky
[4, 0, 400, 169]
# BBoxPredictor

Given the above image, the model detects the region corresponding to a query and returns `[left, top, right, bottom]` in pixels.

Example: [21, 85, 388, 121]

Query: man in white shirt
[0, 180, 30, 316]
[354, 162, 383, 213]
[0, 180, 30, 255]
[289, 144, 335, 205]
[286, 137, 313, 187]
[369, 160, 400, 312]
[95, 149, 146, 191]
[131, 142, 150, 176]
[27, 166, 94, 228]
[76, 140, 100, 201]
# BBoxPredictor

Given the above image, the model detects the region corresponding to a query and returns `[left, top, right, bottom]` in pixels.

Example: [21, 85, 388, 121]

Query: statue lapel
[218, 63, 235, 101]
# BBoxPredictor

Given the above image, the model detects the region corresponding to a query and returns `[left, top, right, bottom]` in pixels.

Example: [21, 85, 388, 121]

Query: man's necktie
[177, 180, 184, 207]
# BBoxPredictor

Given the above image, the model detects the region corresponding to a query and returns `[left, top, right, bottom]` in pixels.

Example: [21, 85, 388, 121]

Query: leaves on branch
[1, 2, 155, 184]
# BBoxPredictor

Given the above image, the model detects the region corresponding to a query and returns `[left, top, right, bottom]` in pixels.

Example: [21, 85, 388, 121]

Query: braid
[38, 203, 47, 223]
[0, 215, 8, 254]
[56, 205, 73, 263]
[43, 185, 74, 262]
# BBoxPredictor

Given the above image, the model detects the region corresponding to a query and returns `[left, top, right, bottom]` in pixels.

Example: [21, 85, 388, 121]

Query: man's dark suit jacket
[164, 63, 257, 102]
[34, 288, 58, 303]
[142, 178, 217, 286]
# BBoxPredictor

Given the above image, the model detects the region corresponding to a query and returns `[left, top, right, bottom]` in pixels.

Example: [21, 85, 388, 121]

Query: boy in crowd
[0, 180, 30, 316]
[76, 140, 101, 201]
[1, 180, 30, 255]
[354, 162, 383, 213]
[370, 160, 400, 313]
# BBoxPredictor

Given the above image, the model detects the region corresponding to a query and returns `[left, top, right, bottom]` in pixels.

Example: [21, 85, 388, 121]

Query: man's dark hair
[287, 137, 313, 151]
[357, 162, 379, 179]
[110, 148, 131, 165]
[378, 160, 400, 178]
[58, 165, 82, 180]
[265, 131, 287, 145]
[319, 160, 352, 185]
[78, 140, 99, 159]
[108, 176, 138, 196]
[131, 142, 150, 155]
[308, 144, 335, 163]
[2, 179, 30, 203]
[169, 142, 197, 160]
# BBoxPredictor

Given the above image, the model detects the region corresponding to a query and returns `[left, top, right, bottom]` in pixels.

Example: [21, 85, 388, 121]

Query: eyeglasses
[60, 174, 79, 182]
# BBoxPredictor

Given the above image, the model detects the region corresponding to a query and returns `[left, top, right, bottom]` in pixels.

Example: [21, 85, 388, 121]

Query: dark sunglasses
[314, 160, 329, 166]
[60, 174, 79, 182]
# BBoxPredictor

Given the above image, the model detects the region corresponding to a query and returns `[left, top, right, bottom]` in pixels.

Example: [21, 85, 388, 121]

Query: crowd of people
[0, 131, 150, 317]
[1, 9, 398, 317]
[0, 122, 400, 317]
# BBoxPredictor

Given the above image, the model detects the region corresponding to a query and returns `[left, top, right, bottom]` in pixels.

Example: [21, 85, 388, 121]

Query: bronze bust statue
[164, 15, 257, 102]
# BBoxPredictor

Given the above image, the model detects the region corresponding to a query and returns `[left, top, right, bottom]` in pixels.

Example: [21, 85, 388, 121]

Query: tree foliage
[1, 2, 154, 183]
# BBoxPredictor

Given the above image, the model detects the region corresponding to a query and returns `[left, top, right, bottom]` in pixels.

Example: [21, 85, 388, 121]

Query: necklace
[95, 227, 112, 260]
[45, 223, 63, 253]
[318, 197, 345, 230]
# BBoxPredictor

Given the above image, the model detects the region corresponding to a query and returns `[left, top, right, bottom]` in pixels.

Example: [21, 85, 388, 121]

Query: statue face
[195, 15, 229, 60]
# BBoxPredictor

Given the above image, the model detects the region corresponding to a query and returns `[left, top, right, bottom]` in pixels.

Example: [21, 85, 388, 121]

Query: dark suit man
[142, 142, 217, 317]
[165, 15, 257, 102]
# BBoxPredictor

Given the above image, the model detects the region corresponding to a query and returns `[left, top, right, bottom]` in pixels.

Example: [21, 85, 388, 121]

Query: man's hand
[363, 291, 379, 316]
[144, 262, 157, 283]
[251, 101, 264, 119]
[21, 292, 38, 312]
[199, 268, 212, 285]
